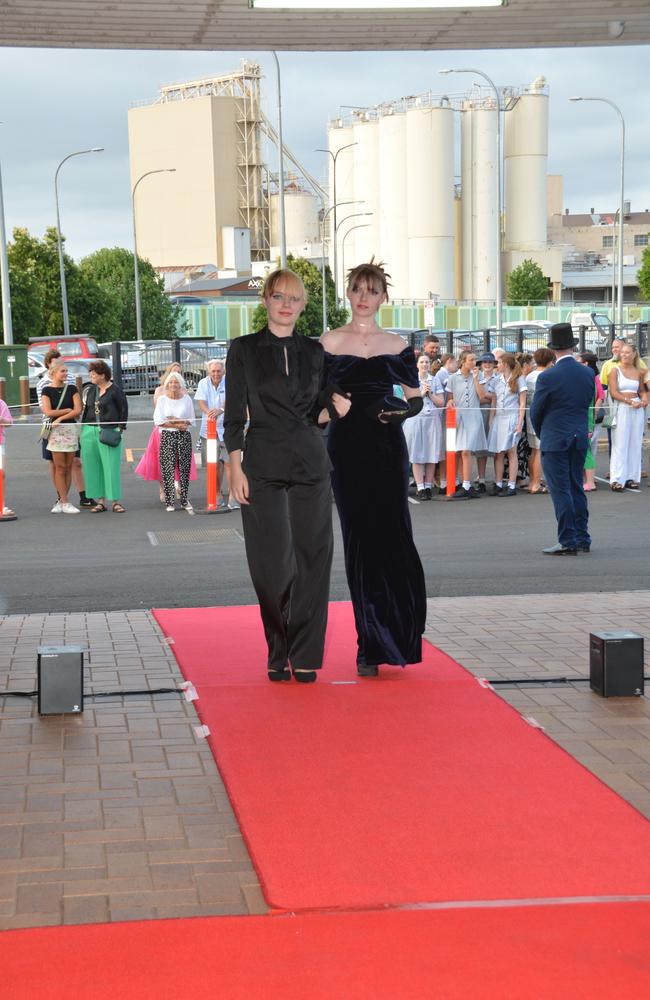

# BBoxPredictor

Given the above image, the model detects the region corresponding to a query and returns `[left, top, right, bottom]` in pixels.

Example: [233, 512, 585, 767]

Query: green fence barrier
[176, 300, 650, 341]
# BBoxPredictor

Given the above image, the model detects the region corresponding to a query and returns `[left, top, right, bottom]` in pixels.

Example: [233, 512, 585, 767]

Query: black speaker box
[589, 631, 644, 698]
[37, 645, 84, 714]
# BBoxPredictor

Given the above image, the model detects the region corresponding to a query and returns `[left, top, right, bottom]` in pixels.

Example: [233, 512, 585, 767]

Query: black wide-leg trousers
[241, 474, 333, 671]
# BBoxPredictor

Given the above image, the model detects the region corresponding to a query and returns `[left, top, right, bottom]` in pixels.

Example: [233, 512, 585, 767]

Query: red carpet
[3, 904, 650, 999]
[153, 603, 650, 911]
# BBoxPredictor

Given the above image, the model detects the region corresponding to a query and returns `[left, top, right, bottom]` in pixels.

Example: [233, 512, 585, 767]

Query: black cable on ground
[486, 675, 650, 687]
[1, 687, 182, 699]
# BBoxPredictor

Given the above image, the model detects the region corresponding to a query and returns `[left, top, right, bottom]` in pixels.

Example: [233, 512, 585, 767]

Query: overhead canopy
[0, 1, 648, 51]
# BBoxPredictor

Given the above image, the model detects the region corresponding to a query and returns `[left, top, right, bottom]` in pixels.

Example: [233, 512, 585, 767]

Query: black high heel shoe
[268, 668, 291, 682]
[356, 656, 379, 678]
[292, 669, 317, 684]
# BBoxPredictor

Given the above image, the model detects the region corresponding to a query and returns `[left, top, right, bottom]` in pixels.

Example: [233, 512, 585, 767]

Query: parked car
[28, 335, 99, 360]
[27, 351, 47, 399]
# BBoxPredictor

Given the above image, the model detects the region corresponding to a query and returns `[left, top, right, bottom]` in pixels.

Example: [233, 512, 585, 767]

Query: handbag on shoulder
[99, 426, 122, 448]
[94, 384, 122, 447]
[38, 385, 69, 440]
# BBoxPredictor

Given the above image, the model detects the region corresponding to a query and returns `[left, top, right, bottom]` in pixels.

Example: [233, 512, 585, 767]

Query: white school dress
[447, 372, 487, 453]
[487, 374, 527, 453]
[403, 375, 443, 464]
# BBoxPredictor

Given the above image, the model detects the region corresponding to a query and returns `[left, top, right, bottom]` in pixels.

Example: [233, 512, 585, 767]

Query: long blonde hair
[501, 353, 523, 395]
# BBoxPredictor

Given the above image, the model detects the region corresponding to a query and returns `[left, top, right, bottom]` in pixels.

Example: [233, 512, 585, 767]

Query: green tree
[637, 240, 650, 300]
[2, 227, 118, 343]
[252, 255, 348, 337]
[505, 259, 550, 306]
[79, 247, 185, 341]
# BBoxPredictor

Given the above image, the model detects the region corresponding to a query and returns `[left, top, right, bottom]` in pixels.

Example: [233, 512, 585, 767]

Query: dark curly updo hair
[346, 258, 391, 296]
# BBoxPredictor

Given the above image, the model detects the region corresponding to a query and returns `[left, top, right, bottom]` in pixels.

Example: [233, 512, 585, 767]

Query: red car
[28, 335, 99, 360]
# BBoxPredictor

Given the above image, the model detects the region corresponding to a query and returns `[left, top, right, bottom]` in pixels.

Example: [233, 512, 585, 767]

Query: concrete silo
[328, 122, 356, 295]
[504, 77, 549, 251]
[270, 186, 320, 249]
[406, 104, 455, 301]
[461, 98, 499, 302]
[377, 109, 408, 299]
[348, 117, 380, 283]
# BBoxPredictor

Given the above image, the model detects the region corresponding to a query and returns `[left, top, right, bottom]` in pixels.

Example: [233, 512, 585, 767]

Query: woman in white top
[153, 371, 196, 512]
[608, 343, 648, 490]
[525, 347, 555, 494]
[403, 353, 444, 500]
[487, 353, 527, 497]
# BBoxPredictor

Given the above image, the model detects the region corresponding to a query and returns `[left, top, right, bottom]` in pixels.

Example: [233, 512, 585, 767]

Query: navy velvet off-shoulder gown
[325, 347, 426, 667]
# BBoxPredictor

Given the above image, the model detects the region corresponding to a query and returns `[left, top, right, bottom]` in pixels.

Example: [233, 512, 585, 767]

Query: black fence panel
[101, 340, 228, 394]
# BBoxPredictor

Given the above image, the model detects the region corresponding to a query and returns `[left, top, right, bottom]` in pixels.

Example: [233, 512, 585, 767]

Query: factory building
[129, 64, 566, 306]
[128, 61, 322, 281]
[328, 78, 562, 303]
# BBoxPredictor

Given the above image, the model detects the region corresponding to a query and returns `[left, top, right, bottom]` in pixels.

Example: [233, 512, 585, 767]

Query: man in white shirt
[195, 360, 232, 508]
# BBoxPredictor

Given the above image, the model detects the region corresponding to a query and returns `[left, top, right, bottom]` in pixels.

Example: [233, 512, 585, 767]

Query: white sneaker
[51, 501, 63, 513]
[166, 505, 176, 512]
[182, 503, 194, 516]
[61, 502, 80, 514]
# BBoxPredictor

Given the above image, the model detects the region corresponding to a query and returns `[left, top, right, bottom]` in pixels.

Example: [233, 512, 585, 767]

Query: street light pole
[611, 207, 620, 317]
[335, 210, 373, 285]
[319, 199, 357, 332]
[440, 68, 502, 335]
[0, 155, 13, 345]
[54, 147, 104, 337]
[570, 96, 625, 332]
[341, 223, 370, 299]
[316, 142, 357, 302]
[271, 52, 287, 269]
[132, 169, 176, 341]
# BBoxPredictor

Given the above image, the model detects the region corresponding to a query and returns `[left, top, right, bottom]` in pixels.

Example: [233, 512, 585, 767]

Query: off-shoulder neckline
[324, 346, 412, 360]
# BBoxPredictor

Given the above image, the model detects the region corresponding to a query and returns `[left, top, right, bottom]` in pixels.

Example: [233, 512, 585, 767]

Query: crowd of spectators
[404, 334, 650, 500]
[1, 333, 648, 517]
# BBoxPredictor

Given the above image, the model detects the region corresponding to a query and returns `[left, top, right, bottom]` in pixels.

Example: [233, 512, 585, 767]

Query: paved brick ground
[0, 611, 265, 929]
[1, 592, 649, 930]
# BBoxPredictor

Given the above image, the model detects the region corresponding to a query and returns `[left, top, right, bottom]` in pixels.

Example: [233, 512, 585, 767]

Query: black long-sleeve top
[224, 327, 330, 481]
[81, 382, 129, 430]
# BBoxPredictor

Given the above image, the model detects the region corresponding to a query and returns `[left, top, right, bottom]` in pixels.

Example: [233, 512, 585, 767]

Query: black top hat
[547, 323, 578, 350]
[476, 352, 496, 365]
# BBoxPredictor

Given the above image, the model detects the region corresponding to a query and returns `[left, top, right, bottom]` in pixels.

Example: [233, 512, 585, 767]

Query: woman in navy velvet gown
[321, 261, 426, 677]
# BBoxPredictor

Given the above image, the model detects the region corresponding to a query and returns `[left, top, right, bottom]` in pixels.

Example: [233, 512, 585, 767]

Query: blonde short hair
[262, 268, 307, 303]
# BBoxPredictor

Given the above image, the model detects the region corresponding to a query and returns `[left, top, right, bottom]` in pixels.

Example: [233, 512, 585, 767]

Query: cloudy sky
[0, 43, 648, 261]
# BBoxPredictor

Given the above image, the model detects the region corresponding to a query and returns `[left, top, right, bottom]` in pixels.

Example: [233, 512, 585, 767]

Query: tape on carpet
[153, 603, 650, 911]
[3, 903, 650, 999]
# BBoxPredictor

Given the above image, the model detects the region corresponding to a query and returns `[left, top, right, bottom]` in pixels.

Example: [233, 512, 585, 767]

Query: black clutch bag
[365, 394, 410, 423]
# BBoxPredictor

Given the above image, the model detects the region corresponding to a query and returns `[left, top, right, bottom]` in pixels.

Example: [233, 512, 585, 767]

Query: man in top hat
[529, 323, 595, 555]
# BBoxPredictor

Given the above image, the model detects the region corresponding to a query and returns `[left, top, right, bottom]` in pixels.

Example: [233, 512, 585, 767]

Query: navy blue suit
[530, 356, 595, 549]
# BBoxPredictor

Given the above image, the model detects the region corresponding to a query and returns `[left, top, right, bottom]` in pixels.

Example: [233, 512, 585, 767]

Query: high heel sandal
[268, 668, 291, 682]
[292, 669, 317, 683]
[357, 656, 379, 677]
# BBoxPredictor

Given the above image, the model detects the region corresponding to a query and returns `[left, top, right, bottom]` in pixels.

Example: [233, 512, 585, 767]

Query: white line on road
[147, 532, 158, 546]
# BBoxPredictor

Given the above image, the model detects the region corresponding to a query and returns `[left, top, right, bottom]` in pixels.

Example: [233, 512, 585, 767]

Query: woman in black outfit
[321, 261, 426, 677]
[80, 360, 129, 513]
[224, 269, 350, 683]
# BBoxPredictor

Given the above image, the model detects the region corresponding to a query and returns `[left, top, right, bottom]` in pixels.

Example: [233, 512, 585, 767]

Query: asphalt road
[1, 413, 649, 615]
